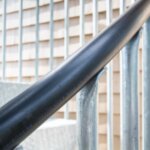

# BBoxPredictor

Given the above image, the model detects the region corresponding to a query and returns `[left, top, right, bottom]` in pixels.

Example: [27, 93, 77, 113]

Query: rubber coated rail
[0, 0, 150, 149]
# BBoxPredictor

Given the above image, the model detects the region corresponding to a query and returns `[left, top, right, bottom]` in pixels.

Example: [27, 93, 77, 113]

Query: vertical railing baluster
[35, 0, 40, 80]
[142, 17, 150, 150]
[64, 0, 69, 59]
[131, 31, 141, 150]
[131, 32, 141, 150]
[120, 0, 126, 15]
[120, 1, 140, 150]
[93, 0, 98, 37]
[2, 0, 7, 80]
[49, 0, 54, 70]
[80, 0, 85, 46]
[106, 0, 112, 25]
[106, 0, 113, 150]
[77, 69, 105, 150]
[120, 1, 125, 150]
[120, 29, 141, 150]
[64, 0, 69, 119]
[18, 0, 23, 82]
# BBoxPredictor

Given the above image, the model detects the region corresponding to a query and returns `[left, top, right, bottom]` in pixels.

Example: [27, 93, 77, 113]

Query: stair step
[21, 119, 76, 150]
[0, 82, 29, 107]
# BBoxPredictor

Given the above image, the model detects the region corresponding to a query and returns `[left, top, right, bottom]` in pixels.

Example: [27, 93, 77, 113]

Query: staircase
[0, 82, 76, 150]
[0, 0, 150, 150]
[0, 1, 131, 149]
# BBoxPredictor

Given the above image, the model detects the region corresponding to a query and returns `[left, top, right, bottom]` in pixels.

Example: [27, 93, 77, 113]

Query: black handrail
[0, 0, 150, 149]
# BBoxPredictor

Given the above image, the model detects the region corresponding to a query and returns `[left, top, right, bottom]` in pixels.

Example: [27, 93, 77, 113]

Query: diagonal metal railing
[0, 0, 150, 150]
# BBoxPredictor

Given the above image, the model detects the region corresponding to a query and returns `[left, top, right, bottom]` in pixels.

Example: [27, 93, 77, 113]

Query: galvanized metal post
[77, 1, 99, 147]
[121, 31, 141, 150]
[35, 0, 40, 80]
[2, 0, 7, 80]
[142, 17, 150, 150]
[106, 0, 113, 150]
[130, 31, 141, 150]
[49, 0, 54, 70]
[64, 0, 69, 119]
[18, 0, 23, 82]
[77, 69, 105, 150]
[120, 1, 141, 150]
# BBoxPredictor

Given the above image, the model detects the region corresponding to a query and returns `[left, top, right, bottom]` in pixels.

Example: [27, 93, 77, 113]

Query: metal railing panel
[142, 17, 150, 150]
